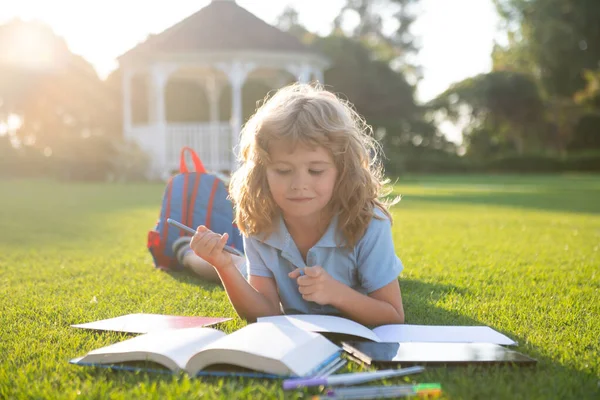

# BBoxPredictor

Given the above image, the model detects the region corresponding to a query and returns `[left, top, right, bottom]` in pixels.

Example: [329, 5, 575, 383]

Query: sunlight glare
[3, 23, 57, 70]
[8, 114, 23, 131]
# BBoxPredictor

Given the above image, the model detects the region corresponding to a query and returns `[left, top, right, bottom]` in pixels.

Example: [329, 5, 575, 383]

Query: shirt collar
[261, 213, 342, 250]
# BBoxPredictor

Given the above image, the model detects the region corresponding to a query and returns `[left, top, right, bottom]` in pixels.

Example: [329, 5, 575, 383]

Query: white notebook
[258, 315, 517, 346]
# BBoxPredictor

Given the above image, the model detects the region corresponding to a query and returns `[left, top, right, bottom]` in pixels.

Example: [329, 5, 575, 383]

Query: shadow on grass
[164, 267, 223, 291]
[401, 279, 599, 398]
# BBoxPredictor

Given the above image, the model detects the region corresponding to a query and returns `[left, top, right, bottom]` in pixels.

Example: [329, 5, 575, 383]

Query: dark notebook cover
[342, 341, 537, 367]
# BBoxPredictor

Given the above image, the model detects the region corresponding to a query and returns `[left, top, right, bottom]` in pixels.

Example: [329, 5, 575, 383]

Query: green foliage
[429, 71, 545, 155]
[335, 0, 421, 77]
[0, 136, 149, 182]
[493, 0, 600, 98]
[0, 19, 125, 182]
[308, 34, 443, 157]
[568, 113, 600, 151]
[480, 151, 600, 173]
[277, 2, 444, 163]
[575, 69, 600, 110]
[384, 145, 470, 175]
[1, 177, 599, 398]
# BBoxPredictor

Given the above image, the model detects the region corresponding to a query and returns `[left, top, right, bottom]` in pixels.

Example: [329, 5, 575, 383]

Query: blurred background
[1, 0, 599, 181]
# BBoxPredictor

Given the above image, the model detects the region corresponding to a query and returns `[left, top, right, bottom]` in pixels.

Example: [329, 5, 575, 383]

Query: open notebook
[257, 315, 517, 346]
[71, 322, 341, 378]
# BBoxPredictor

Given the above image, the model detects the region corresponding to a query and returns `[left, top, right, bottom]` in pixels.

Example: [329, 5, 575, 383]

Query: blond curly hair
[229, 83, 396, 248]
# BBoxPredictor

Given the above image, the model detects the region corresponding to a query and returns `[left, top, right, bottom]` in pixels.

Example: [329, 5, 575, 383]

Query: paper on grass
[71, 313, 231, 334]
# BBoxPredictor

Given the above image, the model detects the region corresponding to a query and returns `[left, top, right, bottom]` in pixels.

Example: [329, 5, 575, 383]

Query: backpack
[147, 147, 244, 270]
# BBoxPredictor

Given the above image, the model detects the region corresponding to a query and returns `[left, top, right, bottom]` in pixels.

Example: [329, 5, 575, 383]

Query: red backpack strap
[205, 178, 220, 230]
[180, 173, 190, 237]
[179, 147, 206, 174]
[187, 172, 203, 228]
[159, 177, 174, 253]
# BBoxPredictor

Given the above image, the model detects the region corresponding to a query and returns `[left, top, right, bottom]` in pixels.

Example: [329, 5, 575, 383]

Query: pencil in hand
[166, 218, 243, 256]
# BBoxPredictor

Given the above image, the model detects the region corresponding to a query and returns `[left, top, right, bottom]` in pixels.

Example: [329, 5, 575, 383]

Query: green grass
[1, 175, 599, 399]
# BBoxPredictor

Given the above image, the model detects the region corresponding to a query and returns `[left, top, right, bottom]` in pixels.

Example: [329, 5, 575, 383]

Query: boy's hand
[190, 225, 233, 271]
[288, 266, 341, 305]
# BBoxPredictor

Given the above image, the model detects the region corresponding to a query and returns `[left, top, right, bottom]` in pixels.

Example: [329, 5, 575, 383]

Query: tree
[275, 6, 311, 40]
[275, 5, 455, 171]
[334, 0, 421, 80]
[493, 0, 600, 98]
[0, 19, 124, 179]
[429, 71, 545, 156]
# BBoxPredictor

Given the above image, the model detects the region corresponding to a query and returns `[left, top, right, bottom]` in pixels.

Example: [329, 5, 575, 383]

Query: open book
[71, 313, 231, 334]
[71, 322, 340, 377]
[257, 315, 517, 346]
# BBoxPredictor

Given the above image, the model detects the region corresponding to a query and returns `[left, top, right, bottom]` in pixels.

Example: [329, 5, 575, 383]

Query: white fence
[126, 123, 234, 176]
[166, 123, 233, 172]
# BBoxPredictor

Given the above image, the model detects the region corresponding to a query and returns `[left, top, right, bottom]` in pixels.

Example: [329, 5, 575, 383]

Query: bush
[484, 153, 565, 173]
[568, 113, 600, 151]
[0, 134, 150, 182]
[481, 152, 600, 173]
[563, 151, 600, 172]
[384, 145, 471, 175]
[54, 135, 150, 182]
[108, 139, 150, 182]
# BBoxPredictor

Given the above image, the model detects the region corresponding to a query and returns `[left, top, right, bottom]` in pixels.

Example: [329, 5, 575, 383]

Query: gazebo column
[314, 68, 324, 84]
[286, 63, 313, 84]
[121, 68, 133, 139]
[150, 64, 170, 178]
[204, 75, 223, 171]
[218, 61, 256, 170]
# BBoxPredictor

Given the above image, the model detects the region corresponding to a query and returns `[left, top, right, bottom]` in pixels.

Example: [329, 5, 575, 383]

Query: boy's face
[266, 140, 338, 224]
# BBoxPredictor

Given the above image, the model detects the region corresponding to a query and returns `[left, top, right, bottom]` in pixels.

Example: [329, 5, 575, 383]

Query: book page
[71, 313, 231, 334]
[372, 324, 517, 345]
[187, 322, 340, 377]
[81, 327, 226, 371]
[257, 315, 381, 342]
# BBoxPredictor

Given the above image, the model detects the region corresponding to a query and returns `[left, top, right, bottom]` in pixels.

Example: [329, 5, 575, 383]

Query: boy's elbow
[241, 307, 282, 324]
[395, 307, 405, 324]
[243, 315, 257, 323]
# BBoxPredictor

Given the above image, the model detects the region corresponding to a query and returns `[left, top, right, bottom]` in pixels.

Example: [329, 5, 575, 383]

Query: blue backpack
[147, 147, 244, 270]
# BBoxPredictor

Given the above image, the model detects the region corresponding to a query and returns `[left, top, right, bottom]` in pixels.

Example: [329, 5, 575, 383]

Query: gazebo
[118, 0, 329, 179]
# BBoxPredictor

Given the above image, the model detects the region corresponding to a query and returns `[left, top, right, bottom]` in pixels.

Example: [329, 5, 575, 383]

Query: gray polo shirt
[244, 207, 403, 315]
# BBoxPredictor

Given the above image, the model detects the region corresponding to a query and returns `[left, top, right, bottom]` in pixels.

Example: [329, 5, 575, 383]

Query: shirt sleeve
[355, 211, 404, 293]
[243, 236, 274, 278]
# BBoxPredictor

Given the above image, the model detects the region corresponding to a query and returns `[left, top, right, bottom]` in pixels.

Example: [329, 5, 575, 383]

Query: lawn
[0, 175, 598, 399]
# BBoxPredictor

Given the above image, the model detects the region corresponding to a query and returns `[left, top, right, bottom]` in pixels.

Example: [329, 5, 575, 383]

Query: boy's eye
[309, 170, 324, 175]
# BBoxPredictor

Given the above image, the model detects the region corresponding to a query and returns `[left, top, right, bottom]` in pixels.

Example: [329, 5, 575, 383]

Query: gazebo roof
[120, 0, 314, 60]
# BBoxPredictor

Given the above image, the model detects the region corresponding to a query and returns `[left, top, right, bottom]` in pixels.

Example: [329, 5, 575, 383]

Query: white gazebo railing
[125, 123, 233, 174]
[166, 123, 233, 172]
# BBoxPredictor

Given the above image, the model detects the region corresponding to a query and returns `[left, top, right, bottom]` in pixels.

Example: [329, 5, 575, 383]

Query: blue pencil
[166, 218, 243, 256]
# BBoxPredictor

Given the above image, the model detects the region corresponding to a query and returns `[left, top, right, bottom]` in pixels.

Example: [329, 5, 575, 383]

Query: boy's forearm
[215, 266, 281, 322]
[329, 283, 404, 326]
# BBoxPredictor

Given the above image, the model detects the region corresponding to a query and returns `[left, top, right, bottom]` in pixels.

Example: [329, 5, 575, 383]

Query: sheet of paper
[258, 315, 381, 342]
[71, 313, 231, 334]
[372, 324, 517, 346]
